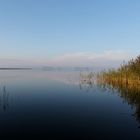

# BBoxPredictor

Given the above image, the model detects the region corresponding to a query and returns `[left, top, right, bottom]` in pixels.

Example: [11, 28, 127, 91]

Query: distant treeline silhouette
[0, 68, 32, 70]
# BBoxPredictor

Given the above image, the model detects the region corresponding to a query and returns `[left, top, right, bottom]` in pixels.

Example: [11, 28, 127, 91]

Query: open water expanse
[0, 69, 140, 139]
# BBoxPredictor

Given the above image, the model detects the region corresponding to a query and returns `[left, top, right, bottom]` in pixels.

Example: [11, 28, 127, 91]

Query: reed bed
[98, 55, 140, 86]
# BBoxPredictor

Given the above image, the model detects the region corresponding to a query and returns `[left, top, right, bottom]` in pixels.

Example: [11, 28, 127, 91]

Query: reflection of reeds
[98, 79, 140, 128]
[82, 55, 140, 127]
[80, 72, 140, 127]
[0, 86, 10, 112]
[97, 55, 140, 123]
[79, 73, 95, 92]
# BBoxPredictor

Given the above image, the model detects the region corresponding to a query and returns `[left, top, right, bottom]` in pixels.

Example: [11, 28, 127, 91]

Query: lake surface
[0, 70, 140, 139]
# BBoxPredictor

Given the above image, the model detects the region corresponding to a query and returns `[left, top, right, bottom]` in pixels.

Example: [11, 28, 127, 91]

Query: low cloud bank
[0, 50, 134, 69]
[47, 50, 132, 68]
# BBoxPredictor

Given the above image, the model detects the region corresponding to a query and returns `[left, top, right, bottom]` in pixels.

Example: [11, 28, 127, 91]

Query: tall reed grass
[98, 55, 140, 85]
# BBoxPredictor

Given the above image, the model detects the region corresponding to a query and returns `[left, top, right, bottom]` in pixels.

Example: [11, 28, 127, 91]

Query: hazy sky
[0, 0, 140, 67]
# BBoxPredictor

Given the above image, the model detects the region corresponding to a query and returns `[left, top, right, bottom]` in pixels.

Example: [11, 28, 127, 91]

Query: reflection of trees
[0, 86, 10, 112]
[80, 75, 140, 128]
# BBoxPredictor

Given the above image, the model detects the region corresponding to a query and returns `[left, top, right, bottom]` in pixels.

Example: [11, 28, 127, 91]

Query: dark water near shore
[0, 70, 140, 139]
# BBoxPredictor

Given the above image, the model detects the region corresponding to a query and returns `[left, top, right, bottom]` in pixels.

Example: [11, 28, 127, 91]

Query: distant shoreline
[0, 68, 32, 70]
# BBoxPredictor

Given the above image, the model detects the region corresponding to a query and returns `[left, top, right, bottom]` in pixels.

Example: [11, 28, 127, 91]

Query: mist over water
[0, 69, 140, 139]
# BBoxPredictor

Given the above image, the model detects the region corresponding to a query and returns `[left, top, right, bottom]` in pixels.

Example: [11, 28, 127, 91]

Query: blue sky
[0, 0, 140, 67]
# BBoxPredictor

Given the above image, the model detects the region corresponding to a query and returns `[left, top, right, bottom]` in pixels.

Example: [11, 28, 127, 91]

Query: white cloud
[46, 50, 132, 68]
[0, 50, 135, 68]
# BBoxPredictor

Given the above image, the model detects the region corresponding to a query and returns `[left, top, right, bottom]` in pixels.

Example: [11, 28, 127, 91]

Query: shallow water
[0, 70, 140, 139]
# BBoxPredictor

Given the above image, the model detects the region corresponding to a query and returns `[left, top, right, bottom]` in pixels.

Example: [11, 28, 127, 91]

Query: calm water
[0, 70, 140, 139]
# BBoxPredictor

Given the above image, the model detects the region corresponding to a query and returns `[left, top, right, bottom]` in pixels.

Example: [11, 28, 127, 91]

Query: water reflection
[79, 73, 95, 92]
[80, 75, 140, 128]
[0, 86, 10, 112]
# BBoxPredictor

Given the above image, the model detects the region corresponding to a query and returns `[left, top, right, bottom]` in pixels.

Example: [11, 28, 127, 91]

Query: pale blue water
[0, 70, 139, 139]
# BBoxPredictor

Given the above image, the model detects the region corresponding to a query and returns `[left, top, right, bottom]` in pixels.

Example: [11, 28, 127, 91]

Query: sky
[0, 0, 140, 67]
